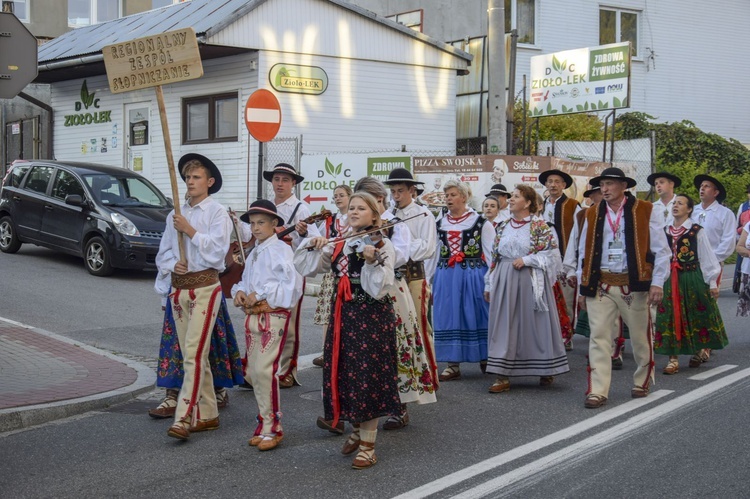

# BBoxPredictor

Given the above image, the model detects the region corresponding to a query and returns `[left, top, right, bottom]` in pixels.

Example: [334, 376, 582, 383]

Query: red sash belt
[330, 242, 352, 428]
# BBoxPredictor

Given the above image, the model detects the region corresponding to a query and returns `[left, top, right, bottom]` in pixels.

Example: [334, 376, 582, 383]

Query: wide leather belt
[599, 270, 629, 287]
[245, 299, 284, 315]
[171, 269, 220, 289]
[396, 260, 425, 282]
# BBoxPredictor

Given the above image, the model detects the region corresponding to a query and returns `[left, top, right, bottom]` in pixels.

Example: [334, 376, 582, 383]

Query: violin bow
[321, 212, 428, 247]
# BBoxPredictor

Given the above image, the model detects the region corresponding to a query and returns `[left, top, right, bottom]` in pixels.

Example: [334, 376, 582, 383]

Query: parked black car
[0, 160, 172, 276]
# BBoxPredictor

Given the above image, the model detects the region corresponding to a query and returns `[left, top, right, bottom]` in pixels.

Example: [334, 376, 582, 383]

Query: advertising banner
[530, 42, 630, 117]
[413, 155, 636, 210]
[299, 154, 410, 214]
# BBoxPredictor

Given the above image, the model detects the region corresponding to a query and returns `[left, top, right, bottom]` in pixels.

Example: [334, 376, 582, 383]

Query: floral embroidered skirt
[433, 264, 489, 363]
[655, 268, 728, 355]
[313, 271, 335, 325]
[156, 295, 245, 389]
[392, 277, 436, 405]
[737, 272, 750, 317]
[323, 287, 401, 424]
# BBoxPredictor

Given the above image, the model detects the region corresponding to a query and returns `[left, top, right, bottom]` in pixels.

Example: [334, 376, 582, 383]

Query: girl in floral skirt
[655, 194, 728, 374]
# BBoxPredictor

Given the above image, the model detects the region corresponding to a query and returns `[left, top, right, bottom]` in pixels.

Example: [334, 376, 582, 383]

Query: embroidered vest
[547, 194, 579, 257]
[436, 216, 488, 270]
[665, 224, 702, 272]
[579, 194, 655, 296]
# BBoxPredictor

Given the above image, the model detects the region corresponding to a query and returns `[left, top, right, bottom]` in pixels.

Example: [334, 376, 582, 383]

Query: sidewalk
[0, 318, 155, 433]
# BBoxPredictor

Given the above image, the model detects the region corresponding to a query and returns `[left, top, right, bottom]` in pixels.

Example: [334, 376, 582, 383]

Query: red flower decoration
[448, 252, 466, 267]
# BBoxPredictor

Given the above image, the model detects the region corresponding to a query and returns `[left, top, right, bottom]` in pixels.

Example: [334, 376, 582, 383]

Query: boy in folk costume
[157, 153, 232, 440]
[539, 169, 581, 350]
[232, 200, 302, 451]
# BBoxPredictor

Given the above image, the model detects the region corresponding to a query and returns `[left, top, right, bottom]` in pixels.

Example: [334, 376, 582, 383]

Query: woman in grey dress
[483, 184, 570, 393]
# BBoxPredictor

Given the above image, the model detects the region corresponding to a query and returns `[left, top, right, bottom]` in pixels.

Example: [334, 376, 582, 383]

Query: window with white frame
[600, 7, 639, 56]
[68, 0, 121, 27]
[505, 0, 536, 45]
[11, 0, 30, 22]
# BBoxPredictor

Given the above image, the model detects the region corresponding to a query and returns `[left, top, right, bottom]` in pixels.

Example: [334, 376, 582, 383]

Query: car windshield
[83, 174, 171, 208]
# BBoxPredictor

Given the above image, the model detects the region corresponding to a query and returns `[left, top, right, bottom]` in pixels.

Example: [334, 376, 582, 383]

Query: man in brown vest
[540, 169, 580, 349]
[576, 168, 670, 408]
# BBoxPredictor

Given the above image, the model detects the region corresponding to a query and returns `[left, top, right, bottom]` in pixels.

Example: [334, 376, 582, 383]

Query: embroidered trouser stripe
[173, 284, 222, 424]
[279, 278, 304, 380]
[245, 310, 291, 436]
[586, 287, 655, 398]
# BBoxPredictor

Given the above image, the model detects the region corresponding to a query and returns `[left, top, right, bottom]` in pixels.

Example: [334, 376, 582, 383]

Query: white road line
[390, 390, 673, 499]
[451, 367, 750, 499]
[688, 364, 738, 381]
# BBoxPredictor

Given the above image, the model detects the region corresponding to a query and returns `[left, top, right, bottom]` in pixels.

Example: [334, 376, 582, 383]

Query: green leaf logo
[613, 96, 622, 107]
[334, 162, 343, 176]
[324, 158, 335, 176]
[552, 55, 567, 74]
[80, 80, 96, 109]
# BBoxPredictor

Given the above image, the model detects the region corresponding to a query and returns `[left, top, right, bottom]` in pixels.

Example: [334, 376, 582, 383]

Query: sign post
[244, 89, 282, 200]
[0, 12, 38, 99]
[102, 28, 204, 262]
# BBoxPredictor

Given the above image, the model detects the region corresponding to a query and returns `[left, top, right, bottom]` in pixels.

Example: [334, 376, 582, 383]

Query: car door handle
[44, 205, 54, 211]
[12, 195, 21, 201]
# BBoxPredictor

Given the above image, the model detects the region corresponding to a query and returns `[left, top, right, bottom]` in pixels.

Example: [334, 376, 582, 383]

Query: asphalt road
[1, 245, 749, 498]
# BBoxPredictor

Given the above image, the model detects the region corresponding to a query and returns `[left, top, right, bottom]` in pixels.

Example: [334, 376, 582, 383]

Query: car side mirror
[166, 197, 173, 205]
[65, 194, 85, 207]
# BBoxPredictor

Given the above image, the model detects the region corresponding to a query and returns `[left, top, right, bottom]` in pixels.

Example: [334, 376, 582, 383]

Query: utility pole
[487, 0, 506, 155]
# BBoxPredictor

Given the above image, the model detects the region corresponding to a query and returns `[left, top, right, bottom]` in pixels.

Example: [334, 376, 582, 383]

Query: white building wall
[51, 50, 458, 209]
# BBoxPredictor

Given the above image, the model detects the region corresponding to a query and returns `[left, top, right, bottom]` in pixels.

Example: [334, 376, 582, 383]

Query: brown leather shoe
[631, 386, 649, 398]
[279, 373, 296, 389]
[189, 417, 219, 433]
[539, 376, 554, 386]
[316, 416, 344, 434]
[438, 365, 461, 382]
[312, 355, 324, 368]
[167, 423, 190, 440]
[351, 442, 377, 470]
[257, 434, 283, 451]
[488, 378, 510, 393]
[383, 412, 409, 430]
[584, 394, 607, 408]
[215, 388, 229, 409]
[148, 404, 176, 419]
[341, 432, 361, 455]
[248, 435, 262, 446]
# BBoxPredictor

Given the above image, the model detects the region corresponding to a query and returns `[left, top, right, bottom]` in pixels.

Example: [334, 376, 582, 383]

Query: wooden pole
[155, 84, 187, 263]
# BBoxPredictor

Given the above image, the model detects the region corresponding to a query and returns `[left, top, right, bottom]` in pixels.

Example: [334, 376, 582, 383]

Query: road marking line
[390, 390, 673, 499]
[451, 367, 750, 499]
[688, 364, 738, 381]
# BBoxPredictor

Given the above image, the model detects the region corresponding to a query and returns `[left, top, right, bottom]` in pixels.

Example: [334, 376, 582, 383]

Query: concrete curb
[0, 318, 156, 433]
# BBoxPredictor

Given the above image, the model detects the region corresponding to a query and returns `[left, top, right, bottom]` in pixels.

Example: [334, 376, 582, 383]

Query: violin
[219, 208, 332, 298]
[348, 230, 387, 267]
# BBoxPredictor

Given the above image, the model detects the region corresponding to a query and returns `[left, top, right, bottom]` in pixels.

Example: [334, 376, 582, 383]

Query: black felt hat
[647, 171, 682, 188]
[693, 174, 727, 203]
[263, 163, 304, 183]
[589, 167, 637, 189]
[178, 153, 222, 194]
[538, 169, 573, 188]
[240, 199, 285, 226]
[383, 167, 424, 185]
[486, 183, 510, 197]
[583, 186, 601, 198]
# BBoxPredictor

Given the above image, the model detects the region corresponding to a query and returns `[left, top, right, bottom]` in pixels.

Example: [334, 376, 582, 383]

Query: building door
[124, 103, 152, 179]
[4, 117, 40, 175]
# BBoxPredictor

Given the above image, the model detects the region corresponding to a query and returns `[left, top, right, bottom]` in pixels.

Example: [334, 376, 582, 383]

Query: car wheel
[0, 216, 22, 253]
[84, 236, 114, 276]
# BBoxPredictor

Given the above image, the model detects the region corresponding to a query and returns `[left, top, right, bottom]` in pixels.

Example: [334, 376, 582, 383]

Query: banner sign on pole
[529, 42, 631, 117]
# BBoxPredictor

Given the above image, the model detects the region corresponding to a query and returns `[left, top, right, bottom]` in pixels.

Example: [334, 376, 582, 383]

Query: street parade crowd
[148, 152, 750, 469]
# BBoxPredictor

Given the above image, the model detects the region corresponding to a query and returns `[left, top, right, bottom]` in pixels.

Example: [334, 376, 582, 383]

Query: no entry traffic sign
[245, 89, 282, 142]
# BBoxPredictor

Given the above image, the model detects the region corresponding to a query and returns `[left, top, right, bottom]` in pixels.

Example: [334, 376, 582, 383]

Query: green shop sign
[64, 80, 112, 127]
[367, 157, 411, 182]
[269, 63, 328, 95]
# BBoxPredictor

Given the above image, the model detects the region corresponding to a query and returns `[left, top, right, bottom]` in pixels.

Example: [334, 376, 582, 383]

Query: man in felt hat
[647, 171, 682, 227]
[576, 167, 670, 408]
[262, 162, 320, 387]
[385, 167, 439, 403]
[485, 183, 511, 224]
[692, 174, 735, 272]
[157, 153, 233, 440]
[539, 169, 581, 348]
[232, 200, 303, 451]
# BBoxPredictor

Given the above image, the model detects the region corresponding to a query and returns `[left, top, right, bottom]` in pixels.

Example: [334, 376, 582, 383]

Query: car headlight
[110, 213, 140, 236]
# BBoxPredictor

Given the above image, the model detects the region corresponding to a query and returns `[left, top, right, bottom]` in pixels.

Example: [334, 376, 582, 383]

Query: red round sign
[244, 89, 282, 142]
